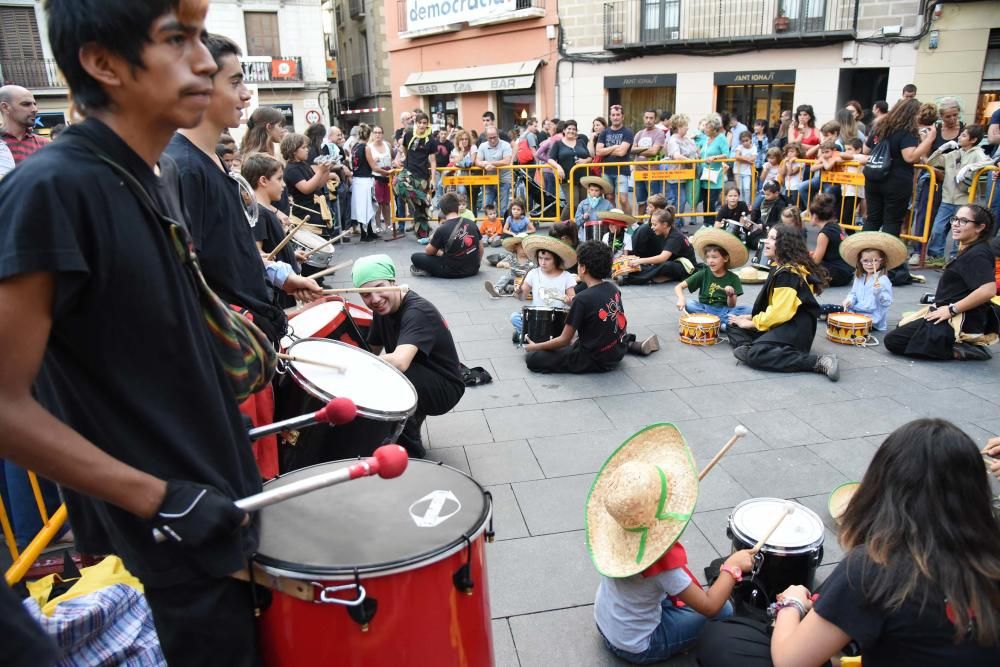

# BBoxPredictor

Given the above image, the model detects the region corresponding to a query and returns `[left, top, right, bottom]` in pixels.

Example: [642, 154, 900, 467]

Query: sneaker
[924, 256, 946, 268]
[907, 253, 921, 266]
[484, 280, 501, 298]
[410, 265, 428, 277]
[732, 345, 750, 364]
[512, 330, 522, 345]
[639, 335, 660, 355]
[418, 237, 430, 246]
[953, 343, 993, 361]
[814, 354, 840, 382]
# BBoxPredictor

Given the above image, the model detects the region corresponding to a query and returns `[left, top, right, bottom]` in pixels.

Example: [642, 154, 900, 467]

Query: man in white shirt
[475, 127, 513, 214]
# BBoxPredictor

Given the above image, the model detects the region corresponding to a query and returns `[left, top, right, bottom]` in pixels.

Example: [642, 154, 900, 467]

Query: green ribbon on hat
[624, 466, 692, 564]
[352, 254, 397, 288]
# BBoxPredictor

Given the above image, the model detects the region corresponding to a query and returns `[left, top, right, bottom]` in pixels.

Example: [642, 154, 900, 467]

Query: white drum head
[286, 339, 417, 418]
[730, 498, 824, 553]
[293, 229, 328, 249]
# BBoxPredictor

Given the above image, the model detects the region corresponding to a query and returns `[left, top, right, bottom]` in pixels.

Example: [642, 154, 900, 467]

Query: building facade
[327, 0, 394, 131]
[0, 0, 332, 140]
[384, 0, 560, 132]
[557, 0, 933, 131]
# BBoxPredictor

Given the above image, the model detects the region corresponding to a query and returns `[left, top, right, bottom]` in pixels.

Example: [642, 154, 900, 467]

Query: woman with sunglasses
[884, 205, 998, 360]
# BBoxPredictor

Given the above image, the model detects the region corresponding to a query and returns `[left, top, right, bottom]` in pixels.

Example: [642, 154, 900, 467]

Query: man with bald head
[0, 85, 50, 164]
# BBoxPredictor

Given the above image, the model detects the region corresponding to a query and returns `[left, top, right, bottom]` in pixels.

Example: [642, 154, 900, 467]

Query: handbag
[862, 137, 892, 182]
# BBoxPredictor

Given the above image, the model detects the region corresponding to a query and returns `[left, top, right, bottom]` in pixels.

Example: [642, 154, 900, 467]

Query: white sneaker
[908, 253, 920, 266]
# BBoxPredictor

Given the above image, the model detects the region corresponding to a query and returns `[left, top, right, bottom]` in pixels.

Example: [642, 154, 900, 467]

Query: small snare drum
[826, 312, 873, 346]
[584, 221, 608, 244]
[678, 313, 721, 346]
[612, 257, 639, 279]
[521, 306, 568, 344]
[291, 229, 335, 268]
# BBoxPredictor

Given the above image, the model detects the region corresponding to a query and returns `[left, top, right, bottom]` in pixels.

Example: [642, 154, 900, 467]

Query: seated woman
[622, 208, 697, 285]
[727, 224, 840, 381]
[885, 205, 998, 361]
[697, 417, 1000, 667]
[808, 193, 853, 287]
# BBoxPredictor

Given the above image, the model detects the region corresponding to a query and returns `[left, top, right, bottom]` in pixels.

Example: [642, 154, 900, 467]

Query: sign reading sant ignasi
[714, 70, 796, 85]
[406, 0, 517, 32]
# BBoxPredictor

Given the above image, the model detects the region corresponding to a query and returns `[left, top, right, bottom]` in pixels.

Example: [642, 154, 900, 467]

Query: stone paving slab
[493, 618, 520, 667]
[487, 483, 530, 541]
[523, 370, 643, 402]
[466, 440, 545, 485]
[453, 378, 538, 412]
[595, 390, 701, 430]
[512, 474, 594, 536]
[485, 399, 615, 442]
[720, 448, 849, 499]
[508, 606, 638, 667]
[527, 427, 636, 478]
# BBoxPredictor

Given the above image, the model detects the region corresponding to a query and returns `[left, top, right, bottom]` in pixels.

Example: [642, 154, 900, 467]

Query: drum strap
[230, 563, 314, 602]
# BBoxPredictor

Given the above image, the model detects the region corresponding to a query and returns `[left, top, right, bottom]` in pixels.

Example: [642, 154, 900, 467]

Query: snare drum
[584, 221, 608, 243]
[751, 239, 773, 270]
[612, 257, 639, 279]
[521, 306, 568, 344]
[275, 339, 417, 471]
[727, 498, 825, 614]
[281, 297, 373, 351]
[256, 459, 495, 667]
[721, 219, 744, 237]
[678, 314, 721, 346]
[826, 313, 873, 345]
[291, 229, 335, 268]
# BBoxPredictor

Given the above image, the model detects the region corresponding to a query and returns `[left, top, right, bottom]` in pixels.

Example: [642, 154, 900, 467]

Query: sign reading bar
[633, 169, 696, 182]
[407, 0, 515, 32]
[604, 73, 677, 89]
[408, 75, 533, 96]
[714, 70, 796, 86]
[442, 174, 499, 187]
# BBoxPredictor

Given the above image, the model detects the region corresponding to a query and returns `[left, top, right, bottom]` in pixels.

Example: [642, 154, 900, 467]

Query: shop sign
[604, 74, 677, 89]
[407, 0, 516, 32]
[408, 74, 534, 96]
[714, 70, 796, 85]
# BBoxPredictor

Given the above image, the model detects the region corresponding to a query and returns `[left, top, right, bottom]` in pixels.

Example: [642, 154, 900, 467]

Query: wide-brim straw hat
[502, 232, 530, 253]
[598, 208, 636, 229]
[691, 228, 749, 268]
[522, 234, 577, 268]
[580, 175, 612, 194]
[839, 232, 908, 270]
[736, 266, 770, 284]
[828, 482, 859, 524]
[586, 424, 698, 578]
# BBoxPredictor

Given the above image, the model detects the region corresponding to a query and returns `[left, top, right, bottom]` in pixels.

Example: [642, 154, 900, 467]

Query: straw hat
[828, 482, 859, 525]
[736, 266, 770, 284]
[586, 424, 698, 578]
[501, 232, 529, 253]
[691, 228, 749, 268]
[839, 232, 908, 270]
[522, 234, 577, 268]
[580, 175, 612, 194]
[598, 208, 636, 228]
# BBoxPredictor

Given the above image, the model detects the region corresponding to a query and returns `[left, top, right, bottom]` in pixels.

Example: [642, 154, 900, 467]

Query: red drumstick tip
[373, 444, 408, 479]
[316, 397, 358, 425]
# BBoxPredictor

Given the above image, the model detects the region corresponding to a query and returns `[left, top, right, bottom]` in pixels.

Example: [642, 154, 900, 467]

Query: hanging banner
[406, 0, 516, 32]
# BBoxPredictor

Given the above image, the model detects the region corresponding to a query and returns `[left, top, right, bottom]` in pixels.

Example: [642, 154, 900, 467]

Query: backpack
[863, 136, 892, 182]
[516, 138, 535, 165]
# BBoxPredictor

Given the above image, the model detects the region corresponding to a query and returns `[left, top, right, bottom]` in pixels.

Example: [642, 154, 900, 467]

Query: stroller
[512, 167, 561, 221]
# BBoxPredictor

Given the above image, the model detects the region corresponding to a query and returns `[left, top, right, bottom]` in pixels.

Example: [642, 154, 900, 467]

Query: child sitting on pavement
[485, 232, 533, 297]
[511, 235, 577, 342]
[836, 232, 904, 332]
[503, 197, 536, 237]
[675, 228, 752, 330]
[478, 201, 503, 247]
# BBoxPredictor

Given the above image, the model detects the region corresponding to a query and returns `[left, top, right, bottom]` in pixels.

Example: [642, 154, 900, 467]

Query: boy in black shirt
[0, 2, 265, 664]
[411, 192, 484, 278]
[353, 255, 465, 457]
[524, 242, 657, 372]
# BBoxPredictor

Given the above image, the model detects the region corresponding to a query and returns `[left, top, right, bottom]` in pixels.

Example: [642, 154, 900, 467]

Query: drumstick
[306, 259, 354, 281]
[290, 201, 323, 218]
[322, 285, 410, 296]
[277, 353, 347, 373]
[265, 215, 310, 262]
[751, 503, 795, 554]
[303, 230, 352, 258]
[698, 425, 748, 481]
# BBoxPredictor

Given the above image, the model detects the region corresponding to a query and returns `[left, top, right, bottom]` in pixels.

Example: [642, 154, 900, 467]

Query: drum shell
[522, 307, 568, 342]
[825, 313, 872, 345]
[282, 298, 372, 351]
[727, 529, 823, 611]
[678, 315, 720, 346]
[584, 221, 608, 243]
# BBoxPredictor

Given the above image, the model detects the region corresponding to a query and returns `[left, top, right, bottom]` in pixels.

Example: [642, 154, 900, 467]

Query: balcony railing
[338, 67, 375, 100]
[604, 0, 857, 51]
[0, 59, 66, 89]
[242, 56, 304, 84]
[396, 0, 545, 36]
[349, 0, 365, 18]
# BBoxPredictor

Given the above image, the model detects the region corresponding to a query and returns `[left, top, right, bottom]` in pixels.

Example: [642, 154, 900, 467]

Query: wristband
[948, 304, 958, 317]
[767, 597, 806, 621]
[719, 564, 743, 582]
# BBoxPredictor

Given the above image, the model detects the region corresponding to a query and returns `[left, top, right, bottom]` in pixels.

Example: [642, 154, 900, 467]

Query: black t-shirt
[0, 119, 261, 586]
[167, 133, 286, 343]
[865, 130, 919, 184]
[283, 160, 320, 217]
[253, 205, 299, 273]
[430, 216, 482, 262]
[630, 222, 664, 259]
[550, 138, 591, 185]
[351, 142, 373, 178]
[815, 548, 999, 666]
[567, 281, 628, 357]
[402, 131, 439, 181]
[818, 221, 853, 278]
[935, 242, 995, 332]
[368, 291, 464, 388]
[663, 227, 696, 264]
[715, 202, 751, 224]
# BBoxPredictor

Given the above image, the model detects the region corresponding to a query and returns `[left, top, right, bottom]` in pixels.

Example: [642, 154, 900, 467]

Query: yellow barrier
[968, 165, 999, 207]
[0, 467, 69, 585]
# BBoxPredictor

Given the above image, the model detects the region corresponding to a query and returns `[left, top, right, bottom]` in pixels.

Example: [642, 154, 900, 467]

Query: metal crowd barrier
[968, 165, 999, 207]
[1, 468, 67, 585]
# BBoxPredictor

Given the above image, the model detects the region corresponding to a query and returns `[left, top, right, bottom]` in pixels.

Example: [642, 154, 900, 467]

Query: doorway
[716, 84, 794, 132]
[837, 68, 889, 128]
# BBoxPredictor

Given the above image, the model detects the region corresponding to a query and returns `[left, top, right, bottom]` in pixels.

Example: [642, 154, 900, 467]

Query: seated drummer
[727, 224, 840, 381]
[674, 228, 752, 330]
[353, 254, 465, 457]
[409, 192, 484, 279]
[745, 179, 790, 251]
[621, 208, 697, 285]
[524, 242, 657, 373]
[510, 235, 577, 343]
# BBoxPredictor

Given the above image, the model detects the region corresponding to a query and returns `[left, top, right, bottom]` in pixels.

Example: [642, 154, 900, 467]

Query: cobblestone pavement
[325, 229, 999, 667]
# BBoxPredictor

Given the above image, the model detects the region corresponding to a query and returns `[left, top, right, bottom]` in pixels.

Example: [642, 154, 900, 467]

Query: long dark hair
[241, 106, 285, 157]
[840, 419, 1000, 645]
[951, 205, 996, 264]
[305, 123, 326, 155]
[876, 98, 920, 139]
[772, 223, 828, 294]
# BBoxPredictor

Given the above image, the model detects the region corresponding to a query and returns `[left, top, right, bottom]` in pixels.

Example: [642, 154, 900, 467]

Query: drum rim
[286, 338, 418, 420]
[728, 497, 825, 555]
[254, 459, 493, 578]
[285, 300, 346, 340]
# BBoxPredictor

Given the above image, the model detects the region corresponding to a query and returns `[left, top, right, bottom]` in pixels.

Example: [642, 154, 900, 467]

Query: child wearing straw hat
[674, 229, 752, 330]
[576, 175, 614, 230]
[589, 424, 754, 663]
[837, 232, 905, 331]
[485, 232, 534, 297]
[510, 235, 577, 338]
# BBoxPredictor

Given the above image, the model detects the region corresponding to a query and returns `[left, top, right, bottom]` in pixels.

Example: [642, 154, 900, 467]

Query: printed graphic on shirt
[598, 290, 628, 335]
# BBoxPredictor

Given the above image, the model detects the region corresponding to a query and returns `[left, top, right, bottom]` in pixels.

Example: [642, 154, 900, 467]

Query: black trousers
[625, 260, 691, 285]
[884, 317, 955, 360]
[728, 327, 818, 373]
[862, 180, 911, 238]
[144, 575, 260, 667]
[695, 616, 835, 667]
[526, 343, 624, 374]
[410, 253, 480, 278]
[398, 360, 465, 457]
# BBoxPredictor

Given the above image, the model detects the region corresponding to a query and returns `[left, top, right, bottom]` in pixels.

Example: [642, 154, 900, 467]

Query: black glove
[153, 480, 245, 546]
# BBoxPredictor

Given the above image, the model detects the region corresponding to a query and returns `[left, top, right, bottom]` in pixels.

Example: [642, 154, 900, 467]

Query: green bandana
[352, 254, 396, 288]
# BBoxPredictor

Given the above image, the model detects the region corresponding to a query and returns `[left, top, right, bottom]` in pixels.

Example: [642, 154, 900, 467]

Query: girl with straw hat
[836, 231, 906, 331]
[509, 235, 577, 340]
[674, 228, 752, 329]
[589, 424, 754, 663]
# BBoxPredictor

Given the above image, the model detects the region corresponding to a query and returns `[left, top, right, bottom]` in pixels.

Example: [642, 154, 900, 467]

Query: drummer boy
[674, 229, 751, 331]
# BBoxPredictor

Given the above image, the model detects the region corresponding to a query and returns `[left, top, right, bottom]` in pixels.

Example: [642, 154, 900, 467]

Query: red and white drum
[256, 459, 495, 667]
[282, 296, 373, 351]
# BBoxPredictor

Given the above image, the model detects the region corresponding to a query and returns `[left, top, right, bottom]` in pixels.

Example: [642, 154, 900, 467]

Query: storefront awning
[404, 59, 541, 96]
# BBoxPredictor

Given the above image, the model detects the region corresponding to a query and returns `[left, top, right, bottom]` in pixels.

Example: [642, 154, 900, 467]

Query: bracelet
[767, 598, 806, 621]
[948, 304, 958, 317]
